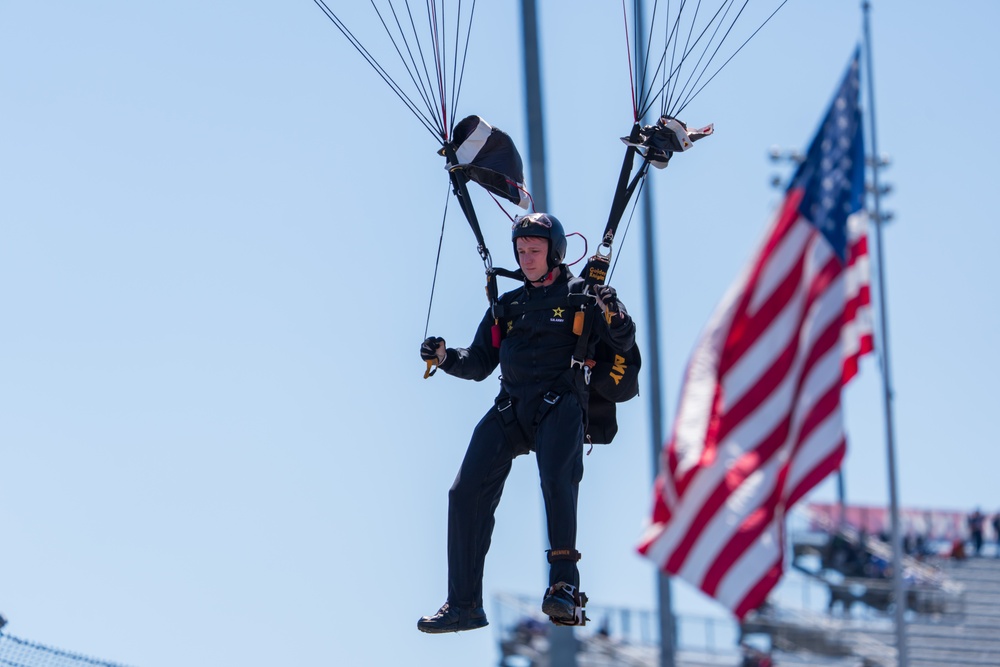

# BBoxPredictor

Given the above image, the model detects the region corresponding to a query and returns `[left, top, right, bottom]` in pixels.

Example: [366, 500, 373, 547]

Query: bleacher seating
[494, 536, 1000, 666]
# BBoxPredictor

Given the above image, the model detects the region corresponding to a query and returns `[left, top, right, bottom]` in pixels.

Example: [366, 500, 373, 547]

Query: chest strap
[493, 293, 590, 320]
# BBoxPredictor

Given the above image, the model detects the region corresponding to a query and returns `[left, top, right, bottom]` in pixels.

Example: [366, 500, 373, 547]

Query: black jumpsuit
[437, 268, 636, 609]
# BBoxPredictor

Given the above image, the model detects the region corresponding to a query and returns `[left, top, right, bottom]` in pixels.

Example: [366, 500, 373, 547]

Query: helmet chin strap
[526, 267, 556, 285]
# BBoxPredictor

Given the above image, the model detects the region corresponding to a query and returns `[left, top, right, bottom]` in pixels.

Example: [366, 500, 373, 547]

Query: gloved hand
[420, 336, 446, 364]
[593, 285, 619, 315]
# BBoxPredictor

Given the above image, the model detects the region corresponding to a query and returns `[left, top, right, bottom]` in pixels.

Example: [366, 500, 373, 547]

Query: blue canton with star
[789, 47, 866, 262]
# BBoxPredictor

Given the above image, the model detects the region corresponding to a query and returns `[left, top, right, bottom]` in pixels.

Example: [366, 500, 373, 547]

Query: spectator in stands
[913, 533, 929, 561]
[864, 552, 890, 579]
[968, 508, 986, 556]
[992, 512, 1000, 558]
[951, 537, 967, 561]
[826, 532, 852, 571]
[834, 530, 867, 577]
[903, 531, 914, 555]
[740, 643, 773, 667]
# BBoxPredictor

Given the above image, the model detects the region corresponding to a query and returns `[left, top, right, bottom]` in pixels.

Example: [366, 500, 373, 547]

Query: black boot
[417, 603, 489, 634]
[542, 582, 588, 626]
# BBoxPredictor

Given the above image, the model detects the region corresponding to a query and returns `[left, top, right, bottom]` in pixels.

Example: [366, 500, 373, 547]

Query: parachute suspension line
[642, 0, 686, 118]
[385, 0, 446, 137]
[627, 0, 673, 120]
[654, 0, 681, 115]
[632, 0, 690, 119]
[636, 0, 662, 119]
[446, 0, 460, 133]
[667, 0, 704, 116]
[640, 0, 698, 119]
[319, 1, 477, 143]
[424, 181, 453, 340]
[669, 0, 744, 116]
[621, 0, 638, 121]
[426, 1, 448, 137]
[672, 0, 788, 116]
[607, 172, 648, 284]
[636, 0, 686, 117]
[449, 0, 477, 138]
[313, 0, 441, 140]
[375, 1, 449, 136]
[632, 0, 790, 121]
[659, 0, 677, 118]
[638, 0, 681, 117]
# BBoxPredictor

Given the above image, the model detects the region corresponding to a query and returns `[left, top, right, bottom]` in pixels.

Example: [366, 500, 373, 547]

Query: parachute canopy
[444, 115, 529, 209]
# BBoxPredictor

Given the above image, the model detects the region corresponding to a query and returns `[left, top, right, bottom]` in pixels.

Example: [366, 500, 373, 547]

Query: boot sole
[541, 596, 576, 621]
[417, 618, 489, 634]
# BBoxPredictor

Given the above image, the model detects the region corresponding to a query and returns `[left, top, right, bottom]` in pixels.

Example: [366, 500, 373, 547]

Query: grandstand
[494, 512, 1000, 667]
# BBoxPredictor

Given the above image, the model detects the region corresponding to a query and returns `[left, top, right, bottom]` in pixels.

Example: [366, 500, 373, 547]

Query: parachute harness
[315, 0, 792, 378]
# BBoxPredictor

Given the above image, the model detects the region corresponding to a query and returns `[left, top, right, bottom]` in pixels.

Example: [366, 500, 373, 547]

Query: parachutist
[417, 213, 638, 633]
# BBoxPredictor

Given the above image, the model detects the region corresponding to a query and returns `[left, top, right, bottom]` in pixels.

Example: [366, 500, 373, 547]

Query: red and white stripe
[637, 189, 873, 618]
[842, 210, 874, 382]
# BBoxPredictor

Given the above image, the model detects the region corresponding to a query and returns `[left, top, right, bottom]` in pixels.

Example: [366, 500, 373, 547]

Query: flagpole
[642, 164, 678, 667]
[632, 1, 678, 664]
[519, 3, 582, 666]
[862, 3, 909, 666]
[638, 79, 679, 667]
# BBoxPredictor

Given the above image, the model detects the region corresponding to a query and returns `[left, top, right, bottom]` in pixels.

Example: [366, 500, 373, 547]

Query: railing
[0, 632, 133, 667]
[492, 591, 741, 664]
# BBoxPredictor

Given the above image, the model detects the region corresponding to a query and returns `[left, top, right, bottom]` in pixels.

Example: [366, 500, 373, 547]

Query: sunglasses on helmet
[512, 215, 552, 230]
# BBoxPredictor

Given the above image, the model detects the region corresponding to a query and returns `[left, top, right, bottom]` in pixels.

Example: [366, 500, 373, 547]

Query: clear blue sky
[2, 2, 998, 666]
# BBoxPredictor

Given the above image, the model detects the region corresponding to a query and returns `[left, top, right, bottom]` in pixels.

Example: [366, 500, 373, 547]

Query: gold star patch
[552, 307, 565, 318]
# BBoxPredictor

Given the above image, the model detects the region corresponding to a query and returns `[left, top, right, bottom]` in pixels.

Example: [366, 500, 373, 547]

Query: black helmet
[511, 212, 567, 271]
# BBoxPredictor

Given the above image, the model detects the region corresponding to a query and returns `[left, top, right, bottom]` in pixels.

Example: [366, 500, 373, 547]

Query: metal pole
[633, 0, 677, 664]
[862, 3, 908, 666]
[521, 3, 579, 666]
[521, 0, 548, 212]
[641, 147, 678, 667]
[837, 471, 846, 529]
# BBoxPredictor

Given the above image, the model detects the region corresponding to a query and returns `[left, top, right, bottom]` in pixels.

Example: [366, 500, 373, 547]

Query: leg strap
[532, 390, 562, 430]
[495, 393, 517, 424]
[546, 548, 582, 563]
[494, 392, 527, 446]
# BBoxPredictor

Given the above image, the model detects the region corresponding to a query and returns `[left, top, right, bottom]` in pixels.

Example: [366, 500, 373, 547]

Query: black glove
[593, 285, 619, 314]
[420, 336, 446, 363]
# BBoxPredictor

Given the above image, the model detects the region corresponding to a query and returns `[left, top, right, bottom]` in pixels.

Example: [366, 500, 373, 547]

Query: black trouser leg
[447, 410, 520, 608]
[534, 394, 585, 588]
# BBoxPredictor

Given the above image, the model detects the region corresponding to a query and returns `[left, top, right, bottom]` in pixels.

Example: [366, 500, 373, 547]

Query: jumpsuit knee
[447, 408, 523, 607]
[534, 393, 585, 587]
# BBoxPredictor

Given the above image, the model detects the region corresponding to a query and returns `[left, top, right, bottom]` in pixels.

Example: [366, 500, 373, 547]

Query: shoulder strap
[571, 302, 597, 373]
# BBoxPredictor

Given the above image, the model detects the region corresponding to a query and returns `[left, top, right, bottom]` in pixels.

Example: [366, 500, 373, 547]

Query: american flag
[637, 49, 874, 618]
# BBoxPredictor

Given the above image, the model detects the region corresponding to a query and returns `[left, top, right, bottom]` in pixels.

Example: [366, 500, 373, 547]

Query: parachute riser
[605, 124, 643, 235]
[440, 142, 505, 325]
[586, 124, 651, 289]
[441, 143, 491, 268]
[588, 114, 710, 292]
